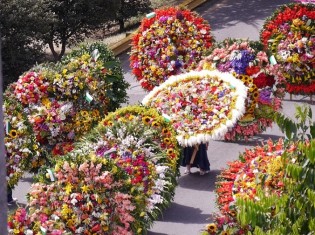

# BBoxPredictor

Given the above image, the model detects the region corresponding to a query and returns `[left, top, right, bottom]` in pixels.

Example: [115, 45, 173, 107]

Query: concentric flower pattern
[198, 38, 284, 141]
[260, 3, 315, 95]
[208, 139, 295, 235]
[143, 70, 247, 146]
[130, 7, 213, 91]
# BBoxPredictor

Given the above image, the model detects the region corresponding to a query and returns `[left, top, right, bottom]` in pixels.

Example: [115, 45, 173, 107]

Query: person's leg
[198, 143, 210, 175]
[7, 186, 17, 204]
[185, 164, 191, 174]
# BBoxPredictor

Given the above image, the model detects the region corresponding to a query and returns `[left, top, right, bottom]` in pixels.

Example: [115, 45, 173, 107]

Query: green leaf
[103, 60, 120, 69]
[310, 125, 315, 139]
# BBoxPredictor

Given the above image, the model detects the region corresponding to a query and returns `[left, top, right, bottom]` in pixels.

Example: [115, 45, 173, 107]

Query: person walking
[181, 143, 210, 175]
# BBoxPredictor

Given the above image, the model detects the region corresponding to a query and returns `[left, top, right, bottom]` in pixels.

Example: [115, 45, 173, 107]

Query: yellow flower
[41, 97, 51, 108]
[221, 230, 230, 235]
[142, 116, 151, 124]
[80, 110, 89, 117]
[61, 204, 71, 218]
[65, 183, 73, 195]
[163, 138, 171, 145]
[151, 121, 160, 127]
[92, 109, 100, 117]
[167, 149, 174, 155]
[162, 128, 169, 135]
[229, 210, 237, 217]
[206, 223, 217, 233]
[8, 129, 18, 138]
[106, 121, 113, 126]
[252, 90, 259, 99]
[81, 185, 89, 194]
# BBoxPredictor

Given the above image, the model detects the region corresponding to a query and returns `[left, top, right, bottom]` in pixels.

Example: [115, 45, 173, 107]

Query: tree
[0, 0, 47, 88]
[116, 0, 152, 31]
[40, 0, 121, 61]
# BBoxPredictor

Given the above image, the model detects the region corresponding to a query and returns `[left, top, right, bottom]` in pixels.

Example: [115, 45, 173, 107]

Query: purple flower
[259, 88, 272, 103]
[175, 60, 182, 68]
[217, 61, 232, 72]
[176, 12, 184, 20]
[159, 16, 168, 23]
[231, 50, 254, 74]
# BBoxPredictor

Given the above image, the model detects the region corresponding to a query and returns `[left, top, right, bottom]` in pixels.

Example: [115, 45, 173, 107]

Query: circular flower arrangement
[3, 84, 41, 187]
[4, 43, 126, 173]
[65, 105, 180, 229]
[142, 70, 248, 147]
[130, 6, 214, 91]
[8, 154, 142, 234]
[260, 3, 315, 95]
[62, 42, 130, 112]
[14, 71, 49, 105]
[206, 139, 295, 235]
[198, 38, 284, 141]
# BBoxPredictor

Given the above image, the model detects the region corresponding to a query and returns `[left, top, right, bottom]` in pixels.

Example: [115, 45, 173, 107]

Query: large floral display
[130, 6, 214, 91]
[8, 154, 143, 234]
[198, 38, 284, 141]
[4, 42, 128, 173]
[3, 84, 42, 188]
[203, 139, 291, 235]
[62, 42, 130, 111]
[203, 134, 315, 235]
[7, 106, 180, 233]
[142, 70, 248, 146]
[73, 106, 180, 226]
[260, 3, 315, 95]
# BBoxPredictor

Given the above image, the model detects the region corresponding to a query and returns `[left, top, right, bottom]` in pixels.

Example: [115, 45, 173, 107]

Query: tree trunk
[118, 18, 125, 32]
[48, 41, 60, 62]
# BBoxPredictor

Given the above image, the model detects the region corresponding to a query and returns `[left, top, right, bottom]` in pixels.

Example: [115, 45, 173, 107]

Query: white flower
[156, 165, 168, 174]
[71, 198, 78, 205]
[25, 230, 33, 235]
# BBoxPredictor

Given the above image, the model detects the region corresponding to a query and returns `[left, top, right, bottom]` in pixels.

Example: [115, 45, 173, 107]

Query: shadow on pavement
[147, 232, 169, 235]
[154, 202, 213, 224]
[20, 175, 34, 183]
[199, 0, 290, 32]
[8, 202, 27, 213]
[178, 169, 220, 192]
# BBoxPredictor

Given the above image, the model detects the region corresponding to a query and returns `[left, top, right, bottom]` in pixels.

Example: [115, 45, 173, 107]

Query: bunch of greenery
[236, 105, 315, 235]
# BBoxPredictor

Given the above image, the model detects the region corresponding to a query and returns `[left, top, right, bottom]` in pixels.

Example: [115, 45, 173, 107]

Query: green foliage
[115, 0, 152, 31]
[62, 42, 130, 111]
[274, 104, 315, 141]
[40, 0, 121, 60]
[0, 0, 47, 88]
[235, 105, 315, 235]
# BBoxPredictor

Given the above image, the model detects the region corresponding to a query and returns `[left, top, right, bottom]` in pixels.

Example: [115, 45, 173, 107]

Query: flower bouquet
[70, 106, 180, 227]
[130, 6, 214, 91]
[3, 84, 41, 187]
[206, 139, 291, 235]
[14, 71, 49, 105]
[8, 154, 142, 234]
[198, 38, 284, 141]
[260, 3, 315, 95]
[4, 43, 126, 173]
[142, 70, 247, 147]
[62, 42, 130, 111]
